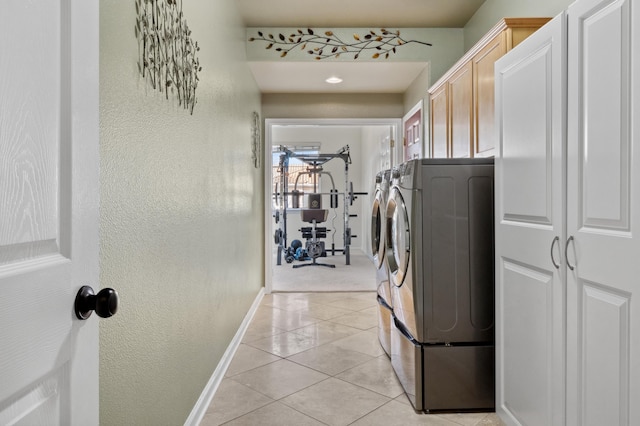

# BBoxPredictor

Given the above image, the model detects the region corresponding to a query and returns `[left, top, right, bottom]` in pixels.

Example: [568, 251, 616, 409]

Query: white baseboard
[184, 287, 265, 426]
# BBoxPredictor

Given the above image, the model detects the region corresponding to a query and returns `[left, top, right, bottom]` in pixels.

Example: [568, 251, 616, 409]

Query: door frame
[263, 118, 402, 294]
[402, 100, 424, 161]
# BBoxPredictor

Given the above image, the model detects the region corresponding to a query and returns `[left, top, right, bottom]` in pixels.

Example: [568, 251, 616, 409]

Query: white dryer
[371, 169, 392, 356]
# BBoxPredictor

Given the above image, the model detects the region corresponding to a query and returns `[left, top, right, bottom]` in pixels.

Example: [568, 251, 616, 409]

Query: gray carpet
[272, 249, 377, 292]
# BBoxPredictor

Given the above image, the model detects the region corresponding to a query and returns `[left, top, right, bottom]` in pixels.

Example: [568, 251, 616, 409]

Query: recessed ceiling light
[326, 76, 343, 84]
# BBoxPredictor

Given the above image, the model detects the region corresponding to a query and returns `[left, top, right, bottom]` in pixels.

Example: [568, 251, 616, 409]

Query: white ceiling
[238, 0, 486, 93]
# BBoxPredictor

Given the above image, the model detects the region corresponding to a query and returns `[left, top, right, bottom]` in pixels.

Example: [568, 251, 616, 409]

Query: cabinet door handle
[565, 236, 575, 271]
[550, 236, 560, 269]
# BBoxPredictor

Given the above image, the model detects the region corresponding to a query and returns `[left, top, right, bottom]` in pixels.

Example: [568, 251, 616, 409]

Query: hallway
[201, 292, 503, 425]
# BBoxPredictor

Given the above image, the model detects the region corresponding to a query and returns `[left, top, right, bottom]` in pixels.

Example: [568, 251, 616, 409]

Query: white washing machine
[386, 158, 495, 413]
[371, 169, 392, 356]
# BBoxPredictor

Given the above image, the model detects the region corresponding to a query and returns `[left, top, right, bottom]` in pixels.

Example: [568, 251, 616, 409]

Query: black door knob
[75, 286, 119, 320]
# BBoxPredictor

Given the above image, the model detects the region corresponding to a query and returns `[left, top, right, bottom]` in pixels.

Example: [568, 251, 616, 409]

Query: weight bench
[293, 195, 335, 269]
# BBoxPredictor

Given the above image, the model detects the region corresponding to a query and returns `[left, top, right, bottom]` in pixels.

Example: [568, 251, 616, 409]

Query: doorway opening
[264, 118, 402, 293]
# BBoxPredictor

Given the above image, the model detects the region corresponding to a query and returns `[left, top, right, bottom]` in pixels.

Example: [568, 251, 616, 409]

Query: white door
[0, 1, 100, 425]
[494, 14, 566, 426]
[566, 0, 639, 424]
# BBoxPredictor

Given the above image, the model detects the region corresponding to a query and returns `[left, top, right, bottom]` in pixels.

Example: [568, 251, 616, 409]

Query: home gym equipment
[294, 193, 334, 268]
[273, 145, 367, 267]
[283, 239, 307, 263]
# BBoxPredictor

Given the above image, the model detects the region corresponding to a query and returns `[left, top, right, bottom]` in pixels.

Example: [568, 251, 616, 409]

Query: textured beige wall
[464, 0, 574, 51]
[403, 63, 430, 114]
[262, 93, 405, 119]
[99, 1, 263, 425]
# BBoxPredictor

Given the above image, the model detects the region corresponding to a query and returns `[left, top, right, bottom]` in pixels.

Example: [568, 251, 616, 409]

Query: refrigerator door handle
[393, 315, 420, 345]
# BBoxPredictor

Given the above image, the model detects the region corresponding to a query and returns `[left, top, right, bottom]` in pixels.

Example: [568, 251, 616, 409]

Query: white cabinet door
[494, 14, 566, 426]
[0, 1, 100, 424]
[566, 0, 639, 424]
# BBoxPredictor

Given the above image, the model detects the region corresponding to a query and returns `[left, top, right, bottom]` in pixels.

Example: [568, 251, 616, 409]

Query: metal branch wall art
[135, 0, 201, 114]
[249, 28, 432, 60]
[251, 112, 261, 168]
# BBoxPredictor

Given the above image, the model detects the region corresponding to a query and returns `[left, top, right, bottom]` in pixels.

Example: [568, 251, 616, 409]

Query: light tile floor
[202, 292, 504, 426]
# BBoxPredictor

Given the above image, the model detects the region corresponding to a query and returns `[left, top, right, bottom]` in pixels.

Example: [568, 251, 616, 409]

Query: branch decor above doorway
[134, 0, 201, 114]
[249, 28, 432, 60]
